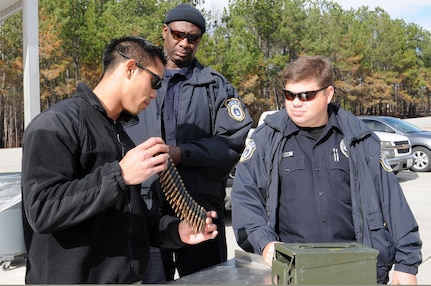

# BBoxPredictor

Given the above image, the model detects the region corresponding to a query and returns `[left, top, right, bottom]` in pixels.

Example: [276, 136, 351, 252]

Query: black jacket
[126, 59, 253, 214]
[21, 83, 183, 283]
[232, 105, 422, 284]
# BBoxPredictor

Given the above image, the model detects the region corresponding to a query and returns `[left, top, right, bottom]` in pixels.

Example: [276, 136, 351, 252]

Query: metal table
[171, 250, 272, 284]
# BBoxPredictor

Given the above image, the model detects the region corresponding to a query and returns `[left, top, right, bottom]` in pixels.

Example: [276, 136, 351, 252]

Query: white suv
[373, 131, 414, 173]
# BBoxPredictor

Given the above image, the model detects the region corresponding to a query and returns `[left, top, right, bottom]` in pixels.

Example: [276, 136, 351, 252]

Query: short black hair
[101, 36, 165, 76]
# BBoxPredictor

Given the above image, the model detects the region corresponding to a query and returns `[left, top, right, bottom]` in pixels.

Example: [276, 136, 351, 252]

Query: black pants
[141, 247, 167, 284]
[161, 218, 227, 280]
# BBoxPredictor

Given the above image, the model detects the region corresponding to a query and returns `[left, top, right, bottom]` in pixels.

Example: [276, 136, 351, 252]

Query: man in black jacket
[126, 4, 253, 282]
[21, 36, 218, 284]
[232, 56, 422, 284]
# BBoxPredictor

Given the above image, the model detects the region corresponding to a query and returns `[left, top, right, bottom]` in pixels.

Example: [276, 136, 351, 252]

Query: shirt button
[315, 167, 320, 171]
[322, 218, 327, 223]
[319, 192, 324, 196]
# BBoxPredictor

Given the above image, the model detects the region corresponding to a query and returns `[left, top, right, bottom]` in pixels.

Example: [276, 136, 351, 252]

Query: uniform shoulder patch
[380, 154, 393, 172]
[340, 139, 349, 158]
[240, 139, 256, 162]
[225, 98, 245, 121]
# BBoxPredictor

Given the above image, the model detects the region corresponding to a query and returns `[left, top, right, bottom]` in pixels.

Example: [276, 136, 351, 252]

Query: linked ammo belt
[159, 158, 207, 233]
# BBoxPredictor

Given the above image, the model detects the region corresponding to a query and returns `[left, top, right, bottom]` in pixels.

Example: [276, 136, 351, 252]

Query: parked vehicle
[359, 116, 431, 172]
[373, 131, 414, 173]
[0, 172, 26, 270]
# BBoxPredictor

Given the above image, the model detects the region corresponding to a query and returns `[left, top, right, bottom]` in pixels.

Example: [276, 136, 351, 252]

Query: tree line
[1, 0, 430, 148]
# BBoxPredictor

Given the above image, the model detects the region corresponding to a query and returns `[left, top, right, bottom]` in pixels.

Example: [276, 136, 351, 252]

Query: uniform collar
[164, 59, 195, 80]
[283, 104, 344, 138]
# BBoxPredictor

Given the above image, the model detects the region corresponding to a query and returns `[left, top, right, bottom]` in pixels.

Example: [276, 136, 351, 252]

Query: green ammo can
[272, 242, 379, 285]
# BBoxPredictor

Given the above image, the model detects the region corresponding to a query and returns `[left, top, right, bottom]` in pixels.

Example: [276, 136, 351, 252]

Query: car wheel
[410, 146, 431, 172]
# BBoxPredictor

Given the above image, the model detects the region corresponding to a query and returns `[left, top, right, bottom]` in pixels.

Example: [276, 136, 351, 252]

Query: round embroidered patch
[225, 98, 245, 121]
[340, 138, 349, 158]
[240, 139, 256, 162]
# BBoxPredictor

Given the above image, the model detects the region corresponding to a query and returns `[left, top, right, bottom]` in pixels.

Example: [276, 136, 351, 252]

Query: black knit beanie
[164, 4, 206, 34]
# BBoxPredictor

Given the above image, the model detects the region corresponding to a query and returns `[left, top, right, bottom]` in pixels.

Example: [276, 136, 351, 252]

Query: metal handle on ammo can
[272, 258, 293, 285]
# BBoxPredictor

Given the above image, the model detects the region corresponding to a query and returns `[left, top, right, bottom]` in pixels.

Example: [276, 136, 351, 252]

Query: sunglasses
[283, 86, 329, 101]
[167, 25, 202, 44]
[118, 51, 163, 90]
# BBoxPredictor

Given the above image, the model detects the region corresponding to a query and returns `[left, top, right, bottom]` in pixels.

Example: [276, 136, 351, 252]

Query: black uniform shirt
[162, 65, 193, 146]
[277, 109, 355, 243]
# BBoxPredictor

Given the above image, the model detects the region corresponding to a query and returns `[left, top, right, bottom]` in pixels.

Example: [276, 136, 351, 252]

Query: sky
[201, 0, 431, 33]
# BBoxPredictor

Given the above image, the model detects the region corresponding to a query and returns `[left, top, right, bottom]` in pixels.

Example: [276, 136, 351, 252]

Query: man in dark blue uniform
[232, 56, 422, 284]
[126, 4, 253, 283]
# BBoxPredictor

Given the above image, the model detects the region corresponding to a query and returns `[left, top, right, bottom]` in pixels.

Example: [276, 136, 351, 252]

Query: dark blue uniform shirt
[277, 109, 355, 243]
[163, 65, 193, 146]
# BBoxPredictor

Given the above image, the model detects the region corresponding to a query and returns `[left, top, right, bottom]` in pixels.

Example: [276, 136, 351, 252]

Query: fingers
[206, 210, 218, 219]
[262, 241, 277, 267]
[178, 217, 218, 244]
[206, 229, 218, 240]
[168, 146, 182, 165]
[139, 137, 166, 149]
[194, 226, 218, 242]
[152, 152, 169, 168]
[135, 137, 169, 156]
[204, 219, 217, 233]
[119, 137, 170, 185]
[201, 212, 218, 239]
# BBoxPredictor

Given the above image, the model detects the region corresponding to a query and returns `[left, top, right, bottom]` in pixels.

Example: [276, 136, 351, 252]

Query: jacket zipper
[113, 123, 135, 273]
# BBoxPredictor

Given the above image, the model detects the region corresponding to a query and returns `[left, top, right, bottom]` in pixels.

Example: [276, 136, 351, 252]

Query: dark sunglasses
[283, 86, 329, 101]
[118, 51, 163, 90]
[167, 25, 202, 44]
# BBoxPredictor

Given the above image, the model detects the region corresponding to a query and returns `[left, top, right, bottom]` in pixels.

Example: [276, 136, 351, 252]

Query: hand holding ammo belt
[159, 157, 207, 233]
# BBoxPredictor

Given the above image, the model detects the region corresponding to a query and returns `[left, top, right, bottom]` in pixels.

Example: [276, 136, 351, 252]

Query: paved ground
[1, 116, 430, 284]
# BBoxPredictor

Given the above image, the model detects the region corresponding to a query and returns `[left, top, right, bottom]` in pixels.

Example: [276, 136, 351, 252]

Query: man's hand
[119, 137, 169, 185]
[391, 271, 417, 285]
[262, 241, 279, 267]
[168, 146, 182, 166]
[179, 210, 218, 244]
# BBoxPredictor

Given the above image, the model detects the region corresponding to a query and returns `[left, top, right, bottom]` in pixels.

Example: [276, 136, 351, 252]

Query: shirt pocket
[328, 157, 351, 203]
[279, 156, 306, 202]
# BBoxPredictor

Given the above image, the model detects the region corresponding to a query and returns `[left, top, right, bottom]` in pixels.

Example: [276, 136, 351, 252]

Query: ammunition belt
[159, 158, 207, 233]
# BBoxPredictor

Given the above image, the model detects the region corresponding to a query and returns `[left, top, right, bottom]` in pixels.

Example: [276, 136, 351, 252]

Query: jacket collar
[263, 103, 374, 145]
[74, 82, 138, 128]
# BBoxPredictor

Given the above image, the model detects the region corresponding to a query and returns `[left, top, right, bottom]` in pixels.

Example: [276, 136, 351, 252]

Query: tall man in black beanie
[126, 3, 253, 282]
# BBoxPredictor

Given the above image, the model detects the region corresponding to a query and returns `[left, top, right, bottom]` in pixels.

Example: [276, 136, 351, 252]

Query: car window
[374, 121, 392, 132]
[362, 120, 374, 130]
[362, 119, 393, 133]
[385, 117, 423, 133]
